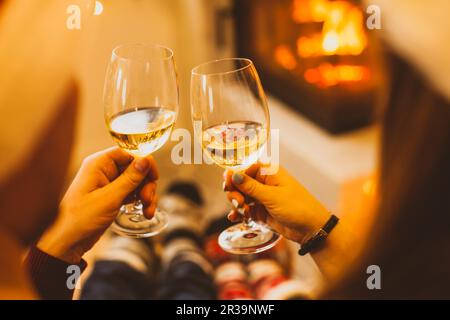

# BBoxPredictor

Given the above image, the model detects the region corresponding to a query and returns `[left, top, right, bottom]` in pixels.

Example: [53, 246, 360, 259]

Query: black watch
[298, 214, 339, 256]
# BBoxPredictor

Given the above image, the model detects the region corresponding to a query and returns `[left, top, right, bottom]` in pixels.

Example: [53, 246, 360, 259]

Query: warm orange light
[293, 0, 329, 23]
[297, 35, 322, 58]
[304, 63, 371, 88]
[322, 30, 340, 54]
[293, 0, 368, 58]
[277, 0, 371, 87]
[274, 45, 298, 71]
[363, 179, 376, 197]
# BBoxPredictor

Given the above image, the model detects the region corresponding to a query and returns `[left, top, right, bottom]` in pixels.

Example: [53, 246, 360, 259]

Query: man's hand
[37, 147, 159, 264]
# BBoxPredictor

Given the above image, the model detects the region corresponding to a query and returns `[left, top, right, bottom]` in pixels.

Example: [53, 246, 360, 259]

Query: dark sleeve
[24, 246, 87, 300]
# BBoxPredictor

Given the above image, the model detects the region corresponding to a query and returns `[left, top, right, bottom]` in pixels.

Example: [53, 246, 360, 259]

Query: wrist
[37, 237, 84, 265]
[37, 218, 84, 265]
[300, 204, 331, 237]
[298, 214, 339, 256]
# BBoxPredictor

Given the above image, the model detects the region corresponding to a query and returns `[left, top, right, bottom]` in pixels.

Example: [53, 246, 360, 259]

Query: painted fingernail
[134, 158, 149, 173]
[232, 173, 244, 185]
[231, 199, 240, 208]
[237, 207, 246, 215]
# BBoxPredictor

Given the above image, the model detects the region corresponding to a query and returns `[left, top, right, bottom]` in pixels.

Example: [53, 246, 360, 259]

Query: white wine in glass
[191, 58, 281, 254]
[104, 44, 179, 238]
[202, 121, 267, 172]
[108, 107, 176, 157]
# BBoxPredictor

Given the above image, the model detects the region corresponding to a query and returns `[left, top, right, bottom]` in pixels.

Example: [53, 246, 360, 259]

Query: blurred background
[2, 0, 383, 293]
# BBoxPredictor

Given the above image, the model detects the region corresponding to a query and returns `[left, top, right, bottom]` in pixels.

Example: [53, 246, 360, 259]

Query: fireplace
[233, 0, 381, 133]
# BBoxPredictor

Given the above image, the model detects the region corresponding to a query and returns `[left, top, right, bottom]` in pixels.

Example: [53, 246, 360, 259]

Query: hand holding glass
[191, 58, 281, 254]
[104, 44, 178, 238]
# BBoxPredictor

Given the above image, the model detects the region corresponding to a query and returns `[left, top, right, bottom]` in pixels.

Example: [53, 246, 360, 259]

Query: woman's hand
[224, 164, 330, 243]
[37, 147, 159, 264]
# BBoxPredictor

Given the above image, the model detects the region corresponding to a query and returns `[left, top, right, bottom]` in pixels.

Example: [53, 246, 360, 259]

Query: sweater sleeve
[24, 246, 87, 300]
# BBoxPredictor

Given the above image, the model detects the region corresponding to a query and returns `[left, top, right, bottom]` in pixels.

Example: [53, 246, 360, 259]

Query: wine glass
[191, 58, 281, 254]
[104, 44, 178, 238]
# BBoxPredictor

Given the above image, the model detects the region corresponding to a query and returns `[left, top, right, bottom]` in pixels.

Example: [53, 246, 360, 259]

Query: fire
[274, 0, 371, 87]
[322, 30, 340, 54]
[304, 63, 371, 88]
[292, 0, 329, 23]
[294, 0, 367, 57]
[274, 45, 298, 71]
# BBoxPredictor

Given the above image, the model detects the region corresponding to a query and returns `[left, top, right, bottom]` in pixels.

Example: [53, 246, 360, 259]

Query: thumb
[231, 172, 272, 204]
[104, 157, 150, 200]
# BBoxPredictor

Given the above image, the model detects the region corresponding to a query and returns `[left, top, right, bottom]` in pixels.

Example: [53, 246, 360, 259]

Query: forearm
[309, 205, 377, 289]
[29, 209, 88, 300]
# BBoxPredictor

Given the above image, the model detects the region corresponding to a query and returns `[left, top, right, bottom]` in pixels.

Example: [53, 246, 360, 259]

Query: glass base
[218, 220, 281, 255]
[111, 203, 168, 238]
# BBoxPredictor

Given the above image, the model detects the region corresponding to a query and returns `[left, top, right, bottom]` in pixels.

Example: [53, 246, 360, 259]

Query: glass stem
[133, 195, 143, 212]
[129, 192, 144, 221]
[243, 200, 256, 228]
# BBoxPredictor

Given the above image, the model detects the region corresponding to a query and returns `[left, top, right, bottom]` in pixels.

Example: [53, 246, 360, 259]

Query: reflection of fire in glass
[274, 0, 370, 88]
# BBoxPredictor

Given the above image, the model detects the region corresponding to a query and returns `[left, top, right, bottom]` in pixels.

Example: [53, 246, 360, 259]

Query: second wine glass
[104, 44, 179, 238]
[191, 58, 281, 254]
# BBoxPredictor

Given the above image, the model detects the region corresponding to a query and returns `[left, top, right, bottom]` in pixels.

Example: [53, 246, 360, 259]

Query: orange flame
[304, 63, 371, 88]
[293, 0, 329, 23]
[294, 0, 368, 58]
[274, 0, 371, 87]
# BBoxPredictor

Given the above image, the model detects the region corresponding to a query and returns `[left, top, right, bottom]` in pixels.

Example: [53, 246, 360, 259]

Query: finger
[227, 210, 243, 223]
[77, 147, 134, 189]
[227, 191, 245, 208]
[255, 168, 269, 185]
[143, 195, 158, 219]
[106, 148, 158, 181]
[223, 170, 235, 191]
[103, 157, 152, 201]
[143, 204, 156, 219]
[139, 181, 156, 205]
[231, 172, 273, 203]
[245, 163, 261, 178]
[240, 203, 251, 220]
[103, 147, 134, 167]
[145, 155, 159, 181]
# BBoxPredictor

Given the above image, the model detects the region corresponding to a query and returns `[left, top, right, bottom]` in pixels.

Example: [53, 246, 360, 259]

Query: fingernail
[237, 207, 246, 215]
[222, 181, 228, 191]
[232, 173, 244, 185]
[134, 158, 149, 173]
[231, 199, 240, 208]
